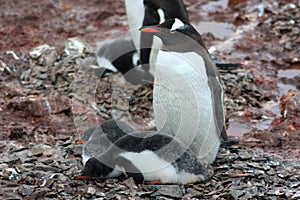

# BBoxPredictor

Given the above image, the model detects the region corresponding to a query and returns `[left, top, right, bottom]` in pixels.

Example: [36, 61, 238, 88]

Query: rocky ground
[0, 0, 299, 199]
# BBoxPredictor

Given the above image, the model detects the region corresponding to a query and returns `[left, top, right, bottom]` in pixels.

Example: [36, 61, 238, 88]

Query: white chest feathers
[125, 0, 145, 52]
[153, 51, 221, 164]
[119, 150, 202, 184]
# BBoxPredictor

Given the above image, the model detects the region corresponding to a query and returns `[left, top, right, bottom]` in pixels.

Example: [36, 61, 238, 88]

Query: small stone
[51, 173, 68, 182]
[25, 175, 35, 185]
[123, 177, 137, 189]
[95, 192, 106, 197]
[18, 185, 35, 196]
[34, 164, 61, 172]
[1, 168, 20, 181]
[45, 192, 57, 198]
[186, 187, 201, 195]
[269, 161, 281, 167]
[247, 162, 264, 169]
[232, 162, 247, 169]
[292, 193, 300, 199]
[238, 151, 252, 160]
[230, 190, 245, 199]
[144, 185, 183, 199]
[267, 168, 276, 176]
[87, 187, 96, 195]
[277, 171, 291, 179]
[290, 182, 300, 188]
[275, 188, 285, 196]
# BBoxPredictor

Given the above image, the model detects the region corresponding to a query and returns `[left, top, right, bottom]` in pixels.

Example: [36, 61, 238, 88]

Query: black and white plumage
[125, 0, 205, 74]
[140, 18, 228, 165]
[95, 38, 154, 84]
[76, 131, 206, 185]
[80, 119, 134, 165]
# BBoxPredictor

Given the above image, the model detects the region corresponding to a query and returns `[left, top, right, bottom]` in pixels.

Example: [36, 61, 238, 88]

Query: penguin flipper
[115, 156, 144, 184]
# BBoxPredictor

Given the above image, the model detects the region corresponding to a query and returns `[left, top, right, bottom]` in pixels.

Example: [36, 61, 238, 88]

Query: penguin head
[75, 157, 113, 180]
[140, 18, 199, 46]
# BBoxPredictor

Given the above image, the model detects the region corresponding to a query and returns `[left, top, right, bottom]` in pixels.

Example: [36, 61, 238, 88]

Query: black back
[140, 0, 190, 66]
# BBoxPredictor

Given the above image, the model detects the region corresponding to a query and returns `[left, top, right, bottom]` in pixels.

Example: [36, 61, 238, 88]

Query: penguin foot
[75, 175, 90, 180]
[76, 139, 84, 145]
[74, 173, 103, 181]
[144, 180, 163, 185]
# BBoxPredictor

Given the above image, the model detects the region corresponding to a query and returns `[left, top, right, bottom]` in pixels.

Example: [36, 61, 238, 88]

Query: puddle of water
[228, 0, 250, 8]
[278, 69, 300, 93]
[201, 0, 228, 11]
[278, 69, 300, 79]
[254, 119, 273, 131]
[227, 120, 252, 137]
[196, 21, 235, 40]
[263, 100, 281, 117]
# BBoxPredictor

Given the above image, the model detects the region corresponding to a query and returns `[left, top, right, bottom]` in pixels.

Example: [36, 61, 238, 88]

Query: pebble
[18, 185, 35, 196]
[144, 185, 183, 199]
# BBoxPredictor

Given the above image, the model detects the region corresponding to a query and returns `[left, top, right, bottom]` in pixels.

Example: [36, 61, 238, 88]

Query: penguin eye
[170, 29, 176, 34]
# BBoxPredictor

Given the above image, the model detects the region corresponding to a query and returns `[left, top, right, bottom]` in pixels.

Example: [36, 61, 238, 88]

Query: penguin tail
[220, 138, 240, 148]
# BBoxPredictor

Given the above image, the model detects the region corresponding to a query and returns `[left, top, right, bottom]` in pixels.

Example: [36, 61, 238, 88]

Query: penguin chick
[76, 131, 206, 185]
[80, 119, 134, 165]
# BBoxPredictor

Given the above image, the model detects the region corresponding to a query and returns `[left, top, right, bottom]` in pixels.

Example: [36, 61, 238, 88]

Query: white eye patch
[157, 8, 165, 24]
[171, 18, 185, 31]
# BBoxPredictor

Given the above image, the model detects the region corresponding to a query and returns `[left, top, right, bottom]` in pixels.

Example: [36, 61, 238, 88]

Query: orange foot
[75, 175, 90, 180]
[76, 140, 84, 145]
[144, 179, 163, 185]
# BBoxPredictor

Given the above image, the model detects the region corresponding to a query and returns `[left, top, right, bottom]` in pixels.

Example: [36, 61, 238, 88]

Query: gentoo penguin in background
[140, 18, 228, 165]
[96, 38, 154, 84]
[76, 131, 206, 185]
[78, 119, 134, 165]
[125, 0, 207, 74]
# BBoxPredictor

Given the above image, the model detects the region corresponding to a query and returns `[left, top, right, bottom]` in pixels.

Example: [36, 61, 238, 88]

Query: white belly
[154, 51, 221, 164]
[125, 0, 144, 55]
[82, 152, 91, 166]
[120, 150, 178, 183]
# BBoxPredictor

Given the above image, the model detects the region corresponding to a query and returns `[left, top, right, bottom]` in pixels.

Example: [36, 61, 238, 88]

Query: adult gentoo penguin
[76, 131, 206, 185]
[140, 18, 228, 165]
[78, 119, 134, 165]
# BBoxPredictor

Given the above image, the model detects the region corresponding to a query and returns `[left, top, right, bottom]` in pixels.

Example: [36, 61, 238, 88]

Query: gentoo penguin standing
[140, 18, 228, 165]
[96, 38, 154, 84]
[76, 131, 206, 185]
[78, 119, 134, 165]
[125, 0, 207, 74]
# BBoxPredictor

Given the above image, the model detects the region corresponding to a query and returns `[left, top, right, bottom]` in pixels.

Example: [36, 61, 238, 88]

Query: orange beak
[140, 27, 161, 33]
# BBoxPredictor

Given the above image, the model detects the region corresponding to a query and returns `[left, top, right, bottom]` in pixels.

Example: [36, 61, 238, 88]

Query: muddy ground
[0, 0, 300, 199]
